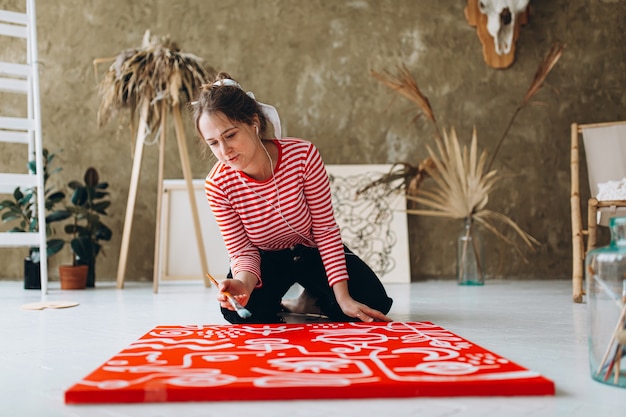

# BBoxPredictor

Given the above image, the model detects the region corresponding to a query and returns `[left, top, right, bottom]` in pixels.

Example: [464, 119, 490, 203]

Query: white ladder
[0, 0, 48, 293]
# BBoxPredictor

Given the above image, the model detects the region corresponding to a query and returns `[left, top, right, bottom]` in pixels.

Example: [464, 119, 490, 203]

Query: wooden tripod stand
[115, 100, 210, 291]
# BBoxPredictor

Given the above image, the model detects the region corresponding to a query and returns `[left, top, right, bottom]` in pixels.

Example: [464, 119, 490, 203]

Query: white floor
[1, 279, 624, 417]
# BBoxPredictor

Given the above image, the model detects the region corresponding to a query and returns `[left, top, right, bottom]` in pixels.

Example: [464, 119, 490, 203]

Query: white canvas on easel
[158, 179, 229, 283]
[158, 165, 411, 285]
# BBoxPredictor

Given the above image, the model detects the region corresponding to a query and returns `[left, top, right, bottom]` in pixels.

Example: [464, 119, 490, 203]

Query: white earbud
[254, 125, 258, 135]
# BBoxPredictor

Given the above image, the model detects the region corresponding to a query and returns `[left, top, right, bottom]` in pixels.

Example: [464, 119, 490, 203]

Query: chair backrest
[581, 121, 626, 199]
[579, 121, 626, 226]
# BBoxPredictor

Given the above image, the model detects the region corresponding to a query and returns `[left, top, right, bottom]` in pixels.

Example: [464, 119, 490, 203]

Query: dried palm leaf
[406, 128, 538, 256]
[406, 128, 496, 219]
[95, 30, 215, 135]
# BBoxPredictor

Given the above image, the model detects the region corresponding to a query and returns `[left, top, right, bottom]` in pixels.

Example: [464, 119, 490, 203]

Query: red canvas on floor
[65, 321, 554, 403]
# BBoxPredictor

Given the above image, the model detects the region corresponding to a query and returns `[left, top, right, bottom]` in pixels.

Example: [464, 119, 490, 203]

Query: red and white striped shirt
[204, 137, 348, 287]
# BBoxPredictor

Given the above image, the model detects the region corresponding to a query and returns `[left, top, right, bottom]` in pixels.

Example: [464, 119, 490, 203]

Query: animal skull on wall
[465, 0, 530, 69]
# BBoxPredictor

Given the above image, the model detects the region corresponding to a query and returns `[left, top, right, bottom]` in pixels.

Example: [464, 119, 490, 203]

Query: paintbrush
[206, 273, 252, 319]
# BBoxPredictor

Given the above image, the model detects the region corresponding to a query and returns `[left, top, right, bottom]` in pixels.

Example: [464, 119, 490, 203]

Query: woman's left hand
[339, 298, 392, 322]
[332, 280, 391, 322]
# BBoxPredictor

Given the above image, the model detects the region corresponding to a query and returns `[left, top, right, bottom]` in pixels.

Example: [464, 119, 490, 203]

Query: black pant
[221, 245, 393, 324]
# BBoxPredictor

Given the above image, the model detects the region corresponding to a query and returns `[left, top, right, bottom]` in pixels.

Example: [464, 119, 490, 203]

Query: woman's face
[198, 111, 261, 173]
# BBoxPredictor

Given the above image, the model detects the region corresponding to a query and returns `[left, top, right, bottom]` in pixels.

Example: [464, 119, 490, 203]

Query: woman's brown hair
[191, 72, 268, 140]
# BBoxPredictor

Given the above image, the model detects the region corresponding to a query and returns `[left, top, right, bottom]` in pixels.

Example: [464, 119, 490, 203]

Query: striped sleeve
[204, 164, 262, 284]
[302, 145, 350, 287]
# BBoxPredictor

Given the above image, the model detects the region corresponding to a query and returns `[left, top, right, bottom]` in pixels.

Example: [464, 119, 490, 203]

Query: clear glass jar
[457, 217, 484, 286]
[585, 216, 626, 388]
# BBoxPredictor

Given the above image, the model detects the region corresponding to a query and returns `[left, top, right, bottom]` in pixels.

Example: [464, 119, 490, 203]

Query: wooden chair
[570, 121, 626, 303]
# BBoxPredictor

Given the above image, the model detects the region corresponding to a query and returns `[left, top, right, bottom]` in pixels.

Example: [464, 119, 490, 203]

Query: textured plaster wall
[0, 0, 625, 282]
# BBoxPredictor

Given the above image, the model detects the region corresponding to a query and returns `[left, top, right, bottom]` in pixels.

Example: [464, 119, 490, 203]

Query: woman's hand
[216, 271, 259, 310]
[217, 278, 250, 311]
[333, 281, 392, 322]
[339, 297, 392, 322]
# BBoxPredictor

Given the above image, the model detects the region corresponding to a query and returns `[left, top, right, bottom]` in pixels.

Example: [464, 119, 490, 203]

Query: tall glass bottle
[457, 217, 484, 286]
[585, 216, 626, 388]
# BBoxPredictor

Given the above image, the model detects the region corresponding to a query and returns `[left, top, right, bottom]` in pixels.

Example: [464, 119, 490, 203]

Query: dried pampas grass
[371, 64, 440, 135]
[366, 42, 564, 258]
[94, 30, 214, 135]
[366, 64, 442, 198]
[487, 41, 565, 171]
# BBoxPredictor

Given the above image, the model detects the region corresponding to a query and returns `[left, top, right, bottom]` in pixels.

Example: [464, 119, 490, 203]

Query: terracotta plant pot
[59, 265, 88, 290]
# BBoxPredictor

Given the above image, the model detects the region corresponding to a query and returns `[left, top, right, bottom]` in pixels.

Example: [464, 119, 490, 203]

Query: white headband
[212, 79, 282, 139]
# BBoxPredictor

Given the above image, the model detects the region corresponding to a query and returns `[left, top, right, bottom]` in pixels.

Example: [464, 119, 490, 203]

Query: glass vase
[585, 216, 626, 388]
[457, 217, 484, 286]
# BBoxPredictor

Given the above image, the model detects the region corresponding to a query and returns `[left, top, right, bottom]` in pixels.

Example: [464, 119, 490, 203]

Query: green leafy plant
[0, 148, 66, 262]
[50, 167, 112, 266]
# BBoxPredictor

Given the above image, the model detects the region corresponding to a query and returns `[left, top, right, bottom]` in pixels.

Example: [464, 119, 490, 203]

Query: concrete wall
[1, 0, 625, 282]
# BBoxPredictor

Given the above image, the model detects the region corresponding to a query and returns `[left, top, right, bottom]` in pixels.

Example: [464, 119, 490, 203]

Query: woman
[192, 72, 393, 324]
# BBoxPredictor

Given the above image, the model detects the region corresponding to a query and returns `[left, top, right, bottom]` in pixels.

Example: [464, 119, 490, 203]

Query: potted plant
[0, 149, 66, 289]
[51, 167, 112, 288]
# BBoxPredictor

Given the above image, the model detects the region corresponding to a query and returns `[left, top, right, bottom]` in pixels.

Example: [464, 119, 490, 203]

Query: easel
[115, 100, 210, 292]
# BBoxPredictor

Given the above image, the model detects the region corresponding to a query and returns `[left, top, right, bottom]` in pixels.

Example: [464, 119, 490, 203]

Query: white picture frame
[326, 164, 411, 283]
